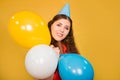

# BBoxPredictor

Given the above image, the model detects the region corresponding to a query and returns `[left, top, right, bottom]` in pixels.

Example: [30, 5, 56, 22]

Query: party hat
[58, 3, 70, 17]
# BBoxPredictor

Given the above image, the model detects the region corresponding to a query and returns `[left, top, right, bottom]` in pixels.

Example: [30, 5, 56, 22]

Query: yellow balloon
[8, 11, 51, 48]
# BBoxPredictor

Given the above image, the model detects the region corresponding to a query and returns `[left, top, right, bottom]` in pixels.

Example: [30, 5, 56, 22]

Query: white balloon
[25, 44, 59, 79]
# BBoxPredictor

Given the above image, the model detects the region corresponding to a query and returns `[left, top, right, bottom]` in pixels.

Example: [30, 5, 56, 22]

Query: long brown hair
[48, 14, 79, 53]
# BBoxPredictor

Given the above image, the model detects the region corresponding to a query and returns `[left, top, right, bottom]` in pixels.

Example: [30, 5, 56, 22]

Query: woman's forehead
[55, 19, 70, 24]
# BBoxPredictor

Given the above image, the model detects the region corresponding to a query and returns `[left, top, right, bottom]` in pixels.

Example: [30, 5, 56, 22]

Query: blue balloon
[58, 53, 94, 80]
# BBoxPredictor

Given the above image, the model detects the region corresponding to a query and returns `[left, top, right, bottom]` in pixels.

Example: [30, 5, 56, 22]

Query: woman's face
[51, 19, 71, 41]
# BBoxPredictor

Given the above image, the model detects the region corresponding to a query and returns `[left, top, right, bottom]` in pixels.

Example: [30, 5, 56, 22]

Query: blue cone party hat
[58, 3, 70, 17]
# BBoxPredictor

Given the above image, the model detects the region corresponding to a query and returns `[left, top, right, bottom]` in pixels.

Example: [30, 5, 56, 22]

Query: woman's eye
[65, 27, 69, 30]
[57, 24, 61, 26]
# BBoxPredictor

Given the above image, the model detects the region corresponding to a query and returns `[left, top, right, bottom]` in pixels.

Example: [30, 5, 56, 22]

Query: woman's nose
[60, 27, 64, 32]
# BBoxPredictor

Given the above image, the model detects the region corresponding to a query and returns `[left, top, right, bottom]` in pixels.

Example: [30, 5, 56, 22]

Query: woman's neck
[57, 41, 63, 54]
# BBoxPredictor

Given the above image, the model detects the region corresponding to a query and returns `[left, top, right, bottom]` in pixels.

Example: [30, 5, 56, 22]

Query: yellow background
[0, 0, 120, 80]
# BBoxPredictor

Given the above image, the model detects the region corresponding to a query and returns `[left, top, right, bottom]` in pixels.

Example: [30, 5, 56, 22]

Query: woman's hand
[50, 45, 60, 58]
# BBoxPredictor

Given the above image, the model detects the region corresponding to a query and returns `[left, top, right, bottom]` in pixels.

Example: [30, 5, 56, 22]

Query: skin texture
[51, 19, 70, 42]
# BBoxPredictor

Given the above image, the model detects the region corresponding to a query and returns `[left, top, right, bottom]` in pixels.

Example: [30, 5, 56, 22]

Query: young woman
[35, 14, 79, 80]
[48, 14, 79, 80]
